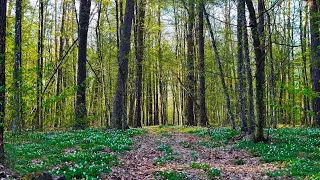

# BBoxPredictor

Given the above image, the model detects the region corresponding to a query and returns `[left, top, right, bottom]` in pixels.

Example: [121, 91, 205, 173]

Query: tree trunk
[198, 1, 208, 127]
[267, 11, 276, 129]
[237, 0, 248, 132]
[134, 0, 145, 128]
[204, 7, 236, 129]
[186, 0, 195, 126]
[13, 0, 22, 133]
[36, 0, 44, 130]
[245, 0, 266, 142]
[310, 0, 320, 127]
[75, 0, 91, 130]
[0, 0, 7, 163]
[111, 0, 134, 129]
[243, 15, 255, 133]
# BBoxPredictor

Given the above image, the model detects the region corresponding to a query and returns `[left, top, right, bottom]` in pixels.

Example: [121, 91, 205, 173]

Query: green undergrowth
[145, 125, 206, 135]
[235, 128, 320, 179]
[188, 128, 239, 147]
[155, 143, 179, 165]
[155, 171, 189, 180]
[6, 128, 146, 179]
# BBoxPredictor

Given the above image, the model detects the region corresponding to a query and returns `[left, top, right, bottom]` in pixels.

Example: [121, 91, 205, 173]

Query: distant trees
[0, 0, 318, 139]
[0, 0, 7, 163]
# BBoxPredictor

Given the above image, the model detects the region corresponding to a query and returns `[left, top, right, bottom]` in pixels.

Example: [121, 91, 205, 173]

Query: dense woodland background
[0, 0, 320, 163]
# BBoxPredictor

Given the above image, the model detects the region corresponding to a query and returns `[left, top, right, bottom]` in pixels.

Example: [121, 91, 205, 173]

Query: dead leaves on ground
[106, 131, 282, 180]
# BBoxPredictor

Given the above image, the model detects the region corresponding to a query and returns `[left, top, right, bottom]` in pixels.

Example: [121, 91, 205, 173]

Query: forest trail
[106, 129, 281, 180]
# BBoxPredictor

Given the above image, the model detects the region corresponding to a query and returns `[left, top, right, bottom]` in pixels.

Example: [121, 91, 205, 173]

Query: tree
[75, 0, 91, 130]
[186, 0, 195, 126]
[310, 0, 320, 127]
[36, 0, 44, 130]
[198, 0, 207, 127]
[111, 0, 134, 129]
[134, 0, 146, 128]
[13, 0, 22, 133]
[243, 15, 255, 133]
[0, 0, 7, 163]
[204, 7, 236, 129]
[245, 0, 266, 142]
[237, 0, 247, 132]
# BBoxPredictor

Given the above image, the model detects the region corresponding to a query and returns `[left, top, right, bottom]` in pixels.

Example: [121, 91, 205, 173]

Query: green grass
[6, 128, 146, 179]
[235, 128, 320, 178]
[206, 168, 221, 178]
[155, 143, 179, 165]
[190, 162, 210, 171]
[156, 171, 190, 180]
[188, 128, 239, 147]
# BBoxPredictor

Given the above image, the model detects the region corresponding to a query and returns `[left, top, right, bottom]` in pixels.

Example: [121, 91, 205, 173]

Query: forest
[0, 0, 320, 179]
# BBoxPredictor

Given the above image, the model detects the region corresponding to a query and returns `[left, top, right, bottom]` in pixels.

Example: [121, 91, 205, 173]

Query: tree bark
[36, 0, 44, 130]
[111, 0, 134, 129]
[13, 0, 22, 133]
[245, 0, 266, 142]
[237, 0, 248, 132]
[198, 1, 208, 127]
[75, 0, 91, 129]
[134, 0, 145, 128]
[186, 0, 195, 126]
[243, 16, 255, 133]
[0, 0, 7, 163]
[310, 0, 320, 127]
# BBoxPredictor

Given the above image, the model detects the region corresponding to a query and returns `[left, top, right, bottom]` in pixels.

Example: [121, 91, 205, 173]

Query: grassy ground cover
[6, 128, 146, 179]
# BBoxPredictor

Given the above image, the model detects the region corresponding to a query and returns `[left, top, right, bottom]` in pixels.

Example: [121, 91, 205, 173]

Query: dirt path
[106, 131, 281, 180]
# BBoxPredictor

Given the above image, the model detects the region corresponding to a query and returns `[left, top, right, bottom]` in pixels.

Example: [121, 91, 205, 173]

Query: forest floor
[106, 126, 280, 180]
[2, 126, 320, 179]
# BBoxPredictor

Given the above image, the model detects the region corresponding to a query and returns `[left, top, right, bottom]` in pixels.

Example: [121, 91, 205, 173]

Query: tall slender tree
[237, 0, 248, 132]
[75, 0, 91, 129]
[134, 0, 146, 128]
[310, 0, 320, 127]
[13, 0, 22, 133]
[186, 0, 195, 126]
[0, 0, 7, 163]
[243, 16, 255, 133]
[245, 0, 266, 142]
[111, 0, 134, 129]
[204, 7, 236, 129]
[198, 1, 207, 126]
[36, 0, 44, 130]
